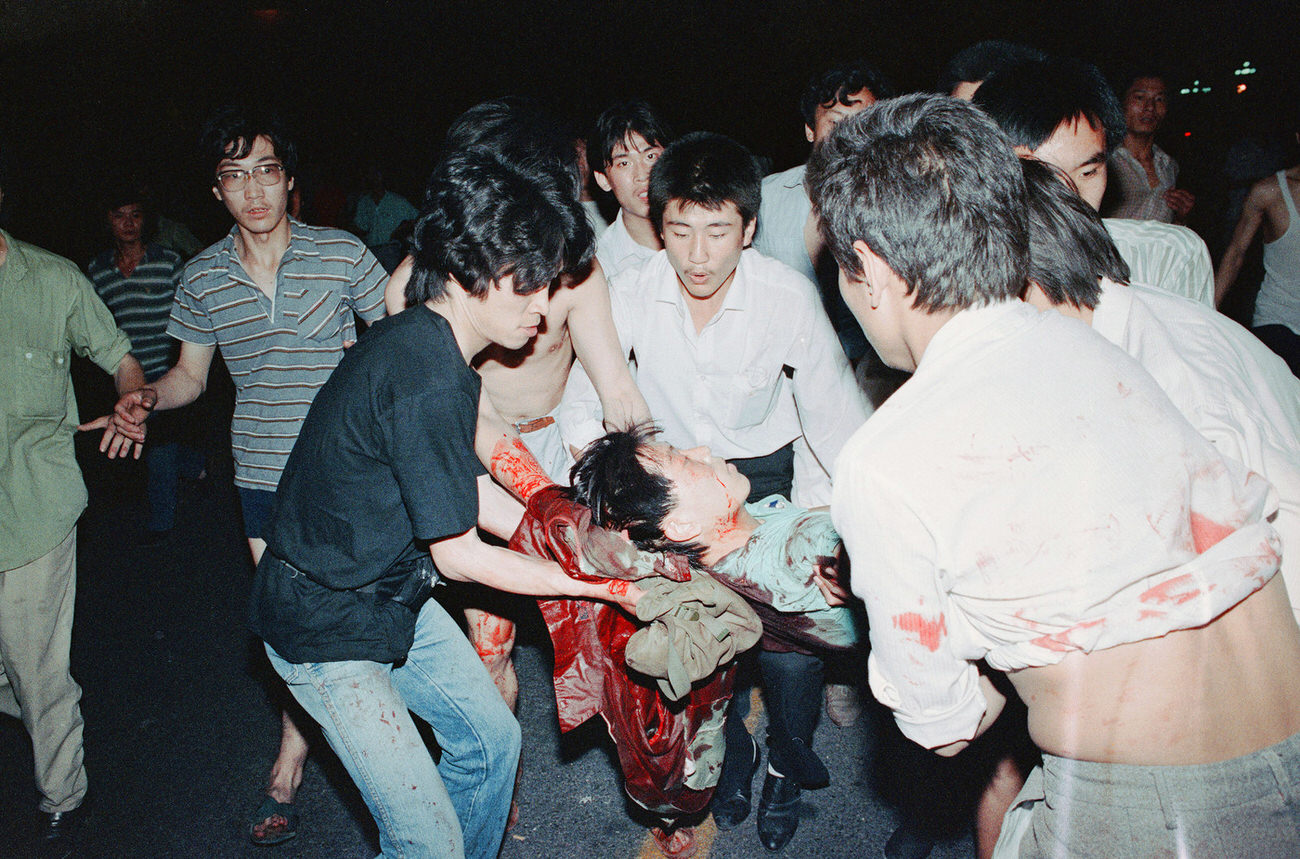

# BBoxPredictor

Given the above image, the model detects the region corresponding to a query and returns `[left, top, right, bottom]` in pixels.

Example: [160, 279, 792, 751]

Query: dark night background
[1, 0, 1297, 271]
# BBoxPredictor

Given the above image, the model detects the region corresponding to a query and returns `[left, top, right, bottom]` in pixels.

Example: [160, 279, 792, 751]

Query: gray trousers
[998, 731, 1300, 858]
[0, 527, 89, 812]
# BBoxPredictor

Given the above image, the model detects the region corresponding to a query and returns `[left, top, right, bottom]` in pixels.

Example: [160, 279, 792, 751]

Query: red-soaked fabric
[510, 489, 734, 815]
[512, 486, 691, 583]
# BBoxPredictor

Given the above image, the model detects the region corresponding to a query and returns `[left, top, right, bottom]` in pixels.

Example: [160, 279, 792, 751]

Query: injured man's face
[641, 443, 754, 550]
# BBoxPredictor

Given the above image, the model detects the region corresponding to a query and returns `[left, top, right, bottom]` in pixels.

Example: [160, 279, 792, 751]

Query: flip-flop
[248, 796, 298, 846]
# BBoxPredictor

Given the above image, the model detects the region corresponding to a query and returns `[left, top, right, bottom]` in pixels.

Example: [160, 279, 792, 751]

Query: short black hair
[807, 94, 1028, 312]
[798, 60, 895, 127]
[938, 40, 1046, 94]
[973, 56, 1126, 153]
[1021, 157, 1130, 310]
[569, 423, 706, 569]
[589, 99, 674, 173]
[648, 131, 761, 230]
[1116, 68, 1169, 101]
[405, 149, 574, 304]
[439, 97, 594, 277]
[199, 104, 298, 180]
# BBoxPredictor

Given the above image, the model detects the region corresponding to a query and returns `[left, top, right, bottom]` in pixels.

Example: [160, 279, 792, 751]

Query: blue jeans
[266, 598, 521, 859]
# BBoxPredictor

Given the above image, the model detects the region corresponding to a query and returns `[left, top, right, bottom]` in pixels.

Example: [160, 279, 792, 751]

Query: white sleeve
[833, 459, 987, 749]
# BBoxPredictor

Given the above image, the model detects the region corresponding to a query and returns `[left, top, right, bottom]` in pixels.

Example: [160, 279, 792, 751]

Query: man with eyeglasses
[84, 104, 387, 846]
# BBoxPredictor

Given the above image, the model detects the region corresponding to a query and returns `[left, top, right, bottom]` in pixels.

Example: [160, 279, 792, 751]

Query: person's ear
[594, 171, 613, 193]
[851, 240, 890, 310]
[662, 516, 702, 543]
[805, 124, 816, 144]
[211, 184, 223, 202]
[742, 218, 757, 248]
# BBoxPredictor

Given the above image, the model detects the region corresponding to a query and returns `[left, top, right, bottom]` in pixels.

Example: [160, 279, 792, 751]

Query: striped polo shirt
[87, 244, 184, 381]
[167, 219, 387, 490]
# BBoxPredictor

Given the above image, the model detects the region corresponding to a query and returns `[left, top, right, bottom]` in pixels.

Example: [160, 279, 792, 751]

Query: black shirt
[249, 305, 485, 663]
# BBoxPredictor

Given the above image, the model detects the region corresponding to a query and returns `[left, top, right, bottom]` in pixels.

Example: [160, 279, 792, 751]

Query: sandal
[651, 824, 698, 859]
[248, 796, 298, 846]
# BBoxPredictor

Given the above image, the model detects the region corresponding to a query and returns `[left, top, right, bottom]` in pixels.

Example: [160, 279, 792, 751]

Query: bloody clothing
[509, 487, 735, 815]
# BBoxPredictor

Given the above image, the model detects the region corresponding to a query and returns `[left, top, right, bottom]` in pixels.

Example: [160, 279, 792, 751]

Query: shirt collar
[650, 248, 753, 316]
[217, 216, 305, 272]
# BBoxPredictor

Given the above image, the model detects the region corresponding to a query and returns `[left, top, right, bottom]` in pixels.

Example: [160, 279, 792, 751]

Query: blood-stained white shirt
[1091, 278, 1300, 621]
[832, 300, 1281, 749]
[561, 248, 869, 507]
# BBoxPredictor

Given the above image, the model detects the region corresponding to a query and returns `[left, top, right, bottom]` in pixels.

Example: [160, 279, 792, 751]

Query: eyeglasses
[215, 163, 285, 192]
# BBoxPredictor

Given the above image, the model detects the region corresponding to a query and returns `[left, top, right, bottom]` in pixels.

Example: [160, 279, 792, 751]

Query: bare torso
[1009, 575, 1300, 765]
[475, 285, 580, 423]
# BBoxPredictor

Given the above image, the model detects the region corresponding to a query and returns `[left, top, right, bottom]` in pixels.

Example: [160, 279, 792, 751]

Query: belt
[514, 415, 556, 433]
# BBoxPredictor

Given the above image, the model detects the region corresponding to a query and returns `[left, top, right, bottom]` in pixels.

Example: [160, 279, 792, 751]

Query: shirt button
[25, 352, 33, 359]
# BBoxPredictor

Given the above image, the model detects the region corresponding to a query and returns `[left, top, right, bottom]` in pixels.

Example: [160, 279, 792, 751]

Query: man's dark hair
[798, 60, 895, 127]
[807, 93, 1028, 312]
[1021, 157, 1130, 309]
[199, 105, 298, 180]
[648, 132, 761, 230]
[438, 97, 593, 278]
[1115, 68, 1168, 102]
[937, 40, 1046, 94]
[569, 423, 706, 569]
[405, 149, 573, 304]
[973, 57, 1126, 153]
[589, 99, 674, 174]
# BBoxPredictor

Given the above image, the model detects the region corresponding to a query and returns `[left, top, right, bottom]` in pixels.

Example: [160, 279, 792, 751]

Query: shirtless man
[385, 100, 650, 717]
[1215, 130, 1300, 376]
[808, 94, 1300, 858]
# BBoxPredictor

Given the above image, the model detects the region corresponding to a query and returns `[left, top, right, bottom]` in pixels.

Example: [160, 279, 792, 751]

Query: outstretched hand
[78, 387, 156, 459]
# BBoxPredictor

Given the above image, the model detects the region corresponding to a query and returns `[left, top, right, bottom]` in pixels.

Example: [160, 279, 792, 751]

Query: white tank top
[1256, 170, 1300, 334]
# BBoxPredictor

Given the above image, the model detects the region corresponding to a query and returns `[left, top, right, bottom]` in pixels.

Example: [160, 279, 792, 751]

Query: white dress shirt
[1108, 143, 1178, 222]
[1092, 278, 1300, 620]
[1104, 217, 1213, 307]
[832, 301, 1280, 748]
[561, 248, 870, 507]
[594, 211, 659, 283]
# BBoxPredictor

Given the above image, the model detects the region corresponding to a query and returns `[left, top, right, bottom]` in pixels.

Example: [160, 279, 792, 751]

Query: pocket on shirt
[723, 366, 782, 429]
[12, 347, 69, 417]
[294, 285, 344, 342]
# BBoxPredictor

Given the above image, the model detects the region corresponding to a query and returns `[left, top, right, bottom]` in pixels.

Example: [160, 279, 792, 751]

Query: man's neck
[701, 505, 761, 567]
[115, 239, 146, 271]
[234, 216, 292, 273]
[1123, 132, 1156, 160]
[426, 297, 485, 363]
[622, 210, 662, 251]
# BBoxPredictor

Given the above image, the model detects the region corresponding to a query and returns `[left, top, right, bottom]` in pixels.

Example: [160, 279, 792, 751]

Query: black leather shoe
[883, 819, 934, 859]
[38, 802, 89, 859]
[710, 734, 761, 830]
[756, 772, 801, 852]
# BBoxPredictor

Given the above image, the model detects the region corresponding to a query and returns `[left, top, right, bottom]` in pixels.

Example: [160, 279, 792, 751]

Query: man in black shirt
[248, 149, 641, 859]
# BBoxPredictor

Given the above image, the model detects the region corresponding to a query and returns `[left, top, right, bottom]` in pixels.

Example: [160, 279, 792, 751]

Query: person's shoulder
[761, 163, 805, 190]
[181, 235, 234, 283]
[147, 243, 184, 265]
[10, 237, 85, 283]
[292, 221, 366, 248]
[85, 248, 115, 276]
[740, 248, 818, 299]
[1105, 217, 1204, 251]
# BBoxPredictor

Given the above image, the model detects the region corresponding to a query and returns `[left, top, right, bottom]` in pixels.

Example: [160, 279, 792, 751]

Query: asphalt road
[0, 431, 978, 859]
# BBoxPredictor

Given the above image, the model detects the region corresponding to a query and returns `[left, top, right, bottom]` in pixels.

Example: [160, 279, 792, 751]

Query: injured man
[569, 421, 860, 657]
